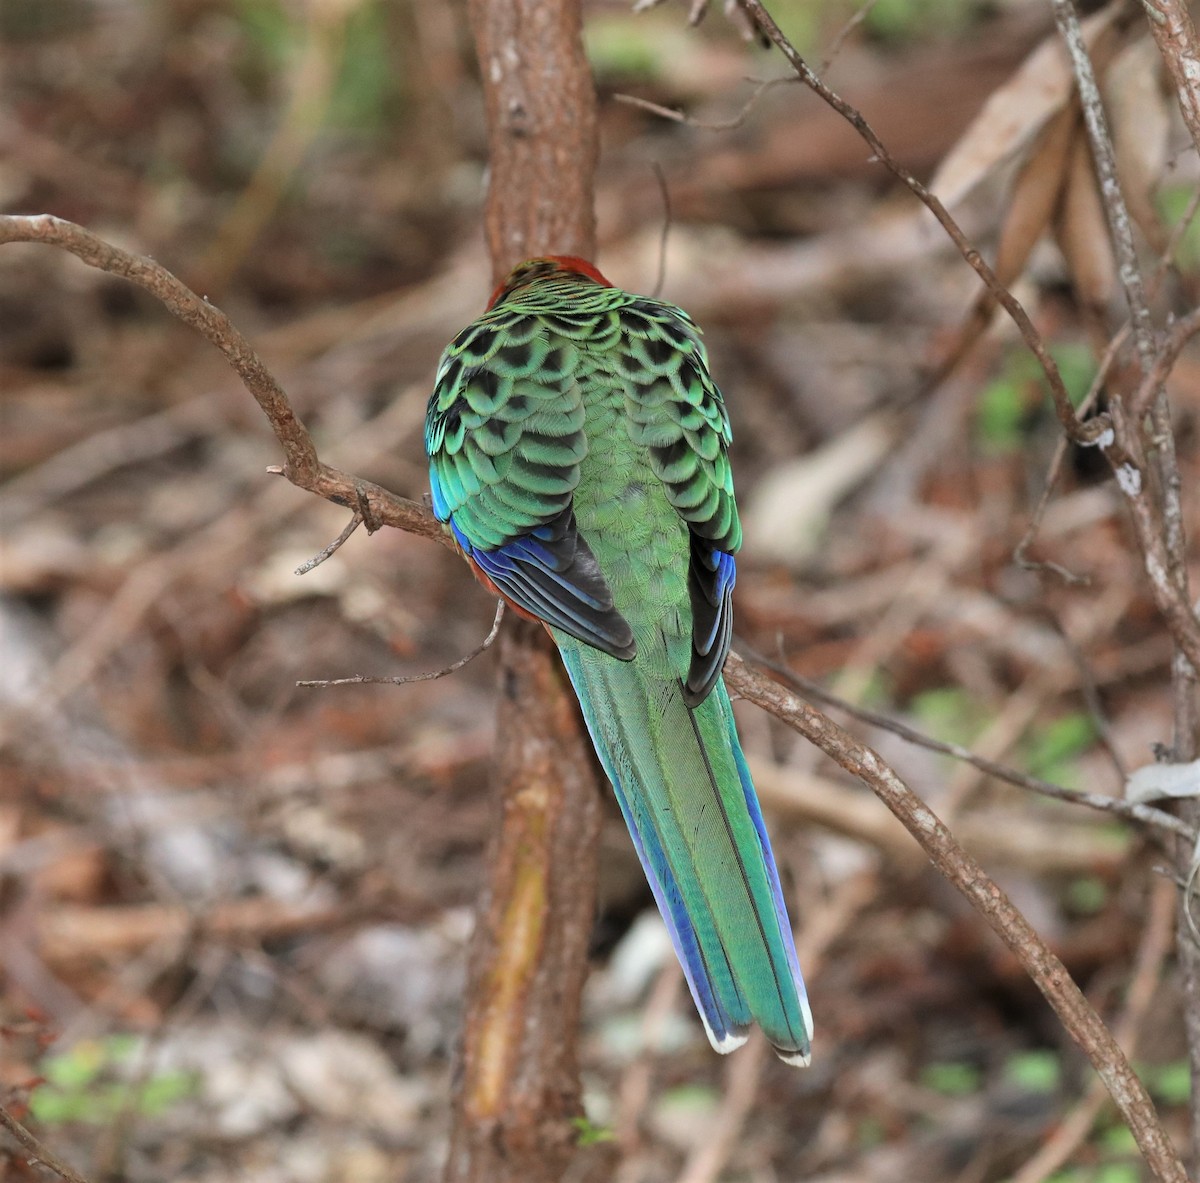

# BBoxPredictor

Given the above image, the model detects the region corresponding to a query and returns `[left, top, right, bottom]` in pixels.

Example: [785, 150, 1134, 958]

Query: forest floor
[1, 1, 1197, 1181]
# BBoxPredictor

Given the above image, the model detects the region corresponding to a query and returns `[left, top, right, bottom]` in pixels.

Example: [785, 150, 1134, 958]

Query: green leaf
[1026, 713, 1094, 782]
[1099, 1125, 1137, 1153]
[1065, 876, 1108, 915]
[1094, 1165, 1142, 1183]
[977, 371, 1026, 452]
[1005, 1049, 1060, 1094]
[571, 1115, 616, 1146]
[1146, 1060, 1190, 1105]
[41, 1041, 107, 1090]
[137, 1071, 199, 1116]
[910, 687, 984, 746]
[921, 1061, 981, 1096]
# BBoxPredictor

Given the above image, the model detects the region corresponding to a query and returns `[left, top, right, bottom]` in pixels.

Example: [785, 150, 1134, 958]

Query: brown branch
[297, 601, 505, 688]
[741, 646, 1196, 843]
[1011, 876, 1177, 1183]
[614, 75, 798, 132]
[444, 3, 607, 1182]
[732, 0, 1109, 447]
[723, 653, 1188, 1183]
[0, 1103, 92, 1183]
[1141, 0, 1200, 160]
[1131, 304, 1200, 419]
[0, 214, 443, 548]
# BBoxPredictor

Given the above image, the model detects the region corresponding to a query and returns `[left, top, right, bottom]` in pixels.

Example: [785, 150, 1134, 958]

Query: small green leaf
[136, 1071, 199, 1116]
[910, 687, 984, 746]
[1147, 1061, 1189, 1105]
[571, 1115, 615, 1146]
[1099, 1125, 1137, 1153]
[1065, 876, 1108, 915]
[1005, 1049, 1060, 1094]
[1026, 713, 1094, 783]
[921, 1061, 981, 1096]
[41, 1042, 106, 1090]
[1095, 1165, 1142, 1183]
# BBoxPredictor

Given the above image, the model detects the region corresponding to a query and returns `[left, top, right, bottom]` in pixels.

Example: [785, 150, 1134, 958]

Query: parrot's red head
[487, 255, 612, 309]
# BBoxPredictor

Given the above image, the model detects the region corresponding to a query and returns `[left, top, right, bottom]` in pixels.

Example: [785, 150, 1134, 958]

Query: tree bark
[444, 4, 608, 1181]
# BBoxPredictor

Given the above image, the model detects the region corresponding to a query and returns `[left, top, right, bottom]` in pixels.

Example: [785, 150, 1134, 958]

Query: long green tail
[558, 639, 813, 1064]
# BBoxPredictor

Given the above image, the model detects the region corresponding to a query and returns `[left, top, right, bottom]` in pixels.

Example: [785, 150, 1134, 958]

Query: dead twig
[0, 215, 443, 547]
[1010, 875, 1177, 1183]
[297, 601, 505, 688]
[1140, 0, 1200, 161]
[732, 0, 1107, 447]
[741, 645, 1196, 843]
[0, 1104, 92, 1183]
[1130, 304, 1200, 419]
[615, 75, 798, 132]
[723, 652, 1188, 1183]
[293, 512, 364, 576]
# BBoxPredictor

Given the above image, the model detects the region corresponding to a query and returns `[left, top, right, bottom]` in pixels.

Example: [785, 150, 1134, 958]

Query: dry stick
[1011, 875, 1178, 1183]
[1140, 0, 1200, 160]
[297, 601, 505, 688]
[743, 645, 1195, 842]
[615, 76, 798, 132]
[1015, 184, 1200, 577]
[1055, 4, 1200, 1166]
[0, 215, 443, 547]
[0, 1104, 91, 1183]
[722, 652, 1188, 1183]
[1056, 0, 1197, 654]
[1131, 304, 1200, 418]
[733, 0, 1105, 447]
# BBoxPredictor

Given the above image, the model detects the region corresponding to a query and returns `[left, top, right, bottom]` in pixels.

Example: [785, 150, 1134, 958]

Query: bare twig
[650, 161, 672, 299]
[297, 601, 505, 688]
[1010, 876, 1177, 1183]
[293, 512, 364, 576]
[820, 0, 882, 73]
[732, 0, 1107, 446]
[1141, 0, 1200, 160]
[1014, 184, 1200, 576]
[0, 215, 443, 547]
[1053, 14, 1200, 1154]
[723, 652, 1188, 1183]
[615, 75, 798, 132]
[0, 1103, 92, 1183]
[741, 645, 1196, 843]
[1131, 304, 1200, 419]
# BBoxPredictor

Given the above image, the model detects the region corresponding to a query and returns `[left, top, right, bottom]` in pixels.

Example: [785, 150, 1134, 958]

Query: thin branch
[1010, 876, 1177, 1183]
[1015, 185, 1200, 575]
[723, 652, 1188, 1183]
[732, 0, 1106, 446]
[1131, 304, 1200, 419]
[1051, 0, 1156, 373]
[0, 215, 443, 547]
[1140, 0, 1200, 161]
[650, 161, 671, 299]
[741, 645, 1196, 843]
[819, 0, 881, 73]
[297, 601, 505, 688]
[0, 1103, 92, 1183]
[614, 75, 798, 132]
[293, 512, 363, 576]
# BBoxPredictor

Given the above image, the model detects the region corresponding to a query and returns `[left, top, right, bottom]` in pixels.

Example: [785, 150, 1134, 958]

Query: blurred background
[1, 0, 1197, 1179]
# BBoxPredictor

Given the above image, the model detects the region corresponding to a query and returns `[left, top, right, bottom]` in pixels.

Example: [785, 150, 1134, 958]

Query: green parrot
[424, 256, 812, 1064]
